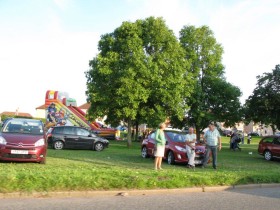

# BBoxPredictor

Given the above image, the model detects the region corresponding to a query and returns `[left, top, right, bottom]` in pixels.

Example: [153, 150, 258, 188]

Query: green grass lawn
[0, 136, 279, 193]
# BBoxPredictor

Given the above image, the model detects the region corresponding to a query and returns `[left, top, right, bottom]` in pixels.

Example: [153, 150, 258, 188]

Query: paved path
[1, 187, 280, 210]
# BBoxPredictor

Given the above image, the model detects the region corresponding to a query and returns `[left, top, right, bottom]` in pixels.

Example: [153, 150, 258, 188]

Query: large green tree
[244, 64, 280, 133]
[85, 17, 193, 146]
[179, 25, 242, 138]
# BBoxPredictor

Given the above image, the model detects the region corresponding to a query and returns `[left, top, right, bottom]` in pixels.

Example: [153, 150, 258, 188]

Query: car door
[272, 137, 280, 156]
[75, 128, 93, 149]
[63, 127, 79, 149]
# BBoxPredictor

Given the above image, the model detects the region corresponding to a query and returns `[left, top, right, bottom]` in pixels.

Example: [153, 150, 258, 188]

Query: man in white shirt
[185, 127, 196, 169]
[202, 122, 222, 169]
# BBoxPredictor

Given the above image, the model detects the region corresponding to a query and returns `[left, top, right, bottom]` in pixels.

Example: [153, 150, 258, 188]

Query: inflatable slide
[45, 90, 116, 139]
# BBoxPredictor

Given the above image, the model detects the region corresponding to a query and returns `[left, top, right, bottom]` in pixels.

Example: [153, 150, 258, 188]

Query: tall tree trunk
[135, 120, 139, 142]
[127, 118, 132, 148]
[195, 125, 201, 142]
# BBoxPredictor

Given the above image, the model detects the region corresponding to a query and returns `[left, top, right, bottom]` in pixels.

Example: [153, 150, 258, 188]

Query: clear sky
[0, 0, 279, 116]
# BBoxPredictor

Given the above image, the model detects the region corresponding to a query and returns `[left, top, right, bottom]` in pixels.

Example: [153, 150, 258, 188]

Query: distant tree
[179, 25, 242, 138]
[244, 64, 280, 133]
[85, 17, 192, 147]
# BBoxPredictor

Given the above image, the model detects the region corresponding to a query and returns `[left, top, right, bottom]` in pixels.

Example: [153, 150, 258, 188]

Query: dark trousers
[203, 145, 218, 168]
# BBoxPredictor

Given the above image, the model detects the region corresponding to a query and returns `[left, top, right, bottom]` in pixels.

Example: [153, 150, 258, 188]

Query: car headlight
[0, 136, 7, 145]
[35, 138, 45, 147]
[175, 145, 187, 153]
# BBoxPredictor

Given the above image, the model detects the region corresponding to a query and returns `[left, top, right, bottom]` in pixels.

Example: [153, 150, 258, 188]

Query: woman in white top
[185, 127, 196, 169]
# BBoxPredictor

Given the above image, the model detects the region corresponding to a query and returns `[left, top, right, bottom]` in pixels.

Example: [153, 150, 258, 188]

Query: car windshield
[165, 131, 187, 142]
[2, 119, 44, 135]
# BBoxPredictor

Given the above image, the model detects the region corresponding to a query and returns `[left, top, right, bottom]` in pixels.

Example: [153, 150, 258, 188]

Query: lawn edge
[1, 183, 280, 199]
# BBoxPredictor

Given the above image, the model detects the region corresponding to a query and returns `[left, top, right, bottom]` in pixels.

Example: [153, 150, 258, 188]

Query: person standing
[154, 123, 167, 170]
[185, 127, 196, 169]
[202, 122, 222, 169]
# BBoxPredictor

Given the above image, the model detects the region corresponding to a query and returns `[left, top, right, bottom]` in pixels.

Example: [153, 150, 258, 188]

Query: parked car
[258, 136, 280, 161]
[248, 132, 260, 136]
[46, 126, 109, 151]
[141, 130, 207, 165]
[0, 118, 46, 164]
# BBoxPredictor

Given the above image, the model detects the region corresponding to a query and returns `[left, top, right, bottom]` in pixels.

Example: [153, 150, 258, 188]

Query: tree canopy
[178, 25, 242, 137]
[244, 64, 280, 132]
[85, 17, 193, 146]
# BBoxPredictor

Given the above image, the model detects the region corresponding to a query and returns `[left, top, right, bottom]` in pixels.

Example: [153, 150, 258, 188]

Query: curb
[1, 183, 280, 199]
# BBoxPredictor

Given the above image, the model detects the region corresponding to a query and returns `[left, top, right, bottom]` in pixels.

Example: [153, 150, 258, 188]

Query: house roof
[36, 104, 46, 110]
[0, 111, 33, 118]
[79, 103, 90, 109]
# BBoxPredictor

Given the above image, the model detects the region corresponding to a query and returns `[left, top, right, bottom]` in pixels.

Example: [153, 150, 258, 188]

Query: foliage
[85, 17, 192, 146]
[0, 114, 33, 121]
[178, 25, 242, 136]
[0, 138, 280, 193]
[244, 64, 280, 132]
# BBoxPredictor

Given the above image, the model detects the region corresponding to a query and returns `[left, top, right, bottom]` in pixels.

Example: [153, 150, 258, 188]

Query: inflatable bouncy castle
[45, 90, 116, 139]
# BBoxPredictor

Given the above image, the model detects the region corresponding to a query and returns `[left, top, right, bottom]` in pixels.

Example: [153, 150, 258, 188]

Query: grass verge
[0, 136, 279, 193]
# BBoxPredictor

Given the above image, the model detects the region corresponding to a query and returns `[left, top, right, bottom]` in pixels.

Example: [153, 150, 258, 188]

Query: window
[166, 131, 187, 142]
[263, 137, 274, 143]
[53, 127, 64, 134]
[3, 119, 43, 134]
[273, 137, 280, 145]
[76, 128, 90, 136]
[63, 127, 76, 135]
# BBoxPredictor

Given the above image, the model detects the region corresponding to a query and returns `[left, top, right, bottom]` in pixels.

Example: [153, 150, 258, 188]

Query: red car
[141, 130, 206, 165]
[0, 118, 47, 164]
[258, 135, 280, 161]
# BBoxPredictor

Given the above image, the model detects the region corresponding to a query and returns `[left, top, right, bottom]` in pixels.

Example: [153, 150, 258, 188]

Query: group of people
[45, 103, 67, 129]
[154, 121, 221, 170]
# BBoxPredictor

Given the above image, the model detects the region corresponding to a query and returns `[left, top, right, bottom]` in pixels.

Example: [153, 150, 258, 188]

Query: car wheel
[264, 150, 272, 161]
[167, 151, 175, 165]
[53, 141, 64, 150]
[141, 146, 149, 158]
[94, 142, 104, 151]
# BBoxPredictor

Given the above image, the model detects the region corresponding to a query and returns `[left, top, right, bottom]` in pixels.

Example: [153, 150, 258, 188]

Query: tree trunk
[195, 125, 201, 142]
[271, 124, 276, 135]
[135, 120, 139, 141]
[127, 118, 132, 148]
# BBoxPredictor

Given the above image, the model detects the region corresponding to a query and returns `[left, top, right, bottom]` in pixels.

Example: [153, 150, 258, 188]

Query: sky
[0, 0, 280, 116]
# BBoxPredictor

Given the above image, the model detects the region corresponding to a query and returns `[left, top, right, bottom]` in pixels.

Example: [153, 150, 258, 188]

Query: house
[220, 121, 274, 136]
[35, 104, 46, 119]
[0, 111, 33, 122]
[79, 103, 90, 113]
